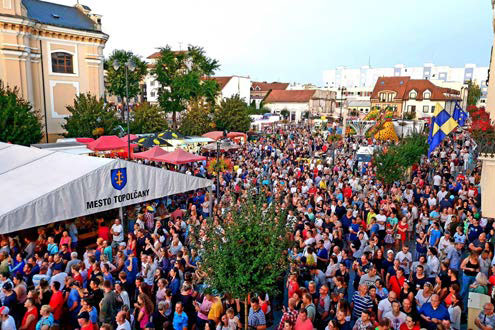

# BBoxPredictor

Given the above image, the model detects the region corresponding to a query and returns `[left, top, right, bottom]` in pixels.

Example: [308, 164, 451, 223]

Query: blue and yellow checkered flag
[428, 103, 458, 157]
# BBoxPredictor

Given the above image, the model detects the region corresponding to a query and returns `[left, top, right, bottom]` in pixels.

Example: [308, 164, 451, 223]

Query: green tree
[104, 49, 147, 120]
[129, 102, 168, 134]
[374, 148, 404, 185]
[201, 195, 289, 329]
[397, 133, 427, 167]
[151, 45, 220, 128]
[280, 109, 290, 119]
[62, 93, 119, 138]
[214, 95, 252, 132]
[0, 81, 42, 145]
[179, 100, 214, 136]
[467, 80, 482, 106]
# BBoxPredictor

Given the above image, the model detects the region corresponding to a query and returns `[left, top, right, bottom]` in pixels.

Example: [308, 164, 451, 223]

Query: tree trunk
[244, 294, 250, 330]
[172, 110, 177, 130]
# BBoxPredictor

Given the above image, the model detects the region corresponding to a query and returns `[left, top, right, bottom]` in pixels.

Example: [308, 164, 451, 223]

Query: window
[150, 91, 155, 97]
[51, 52, 73, 74]
[387, 93, 393, 102]
[409, 90, 417, 99]
[423, 105, 429, 113]
[431, 106, 435, 113]
[379, 93, 386, 102]
[423, 90, 431, 99]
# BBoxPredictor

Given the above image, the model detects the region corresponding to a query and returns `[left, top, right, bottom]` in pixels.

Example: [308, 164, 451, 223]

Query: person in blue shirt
[419, 294, 450, 330]
[67, 281, 81, 323]
[124, 254, 139, 283]
[173, 301, 188, 330]
[168, 268, 181, 296]
[428, 222, 442, 247]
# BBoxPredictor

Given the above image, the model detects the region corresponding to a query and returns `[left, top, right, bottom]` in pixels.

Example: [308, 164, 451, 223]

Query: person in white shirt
[111, 219, 124, 248]
[116, 310, 131, 330]
[383, 301, 407, 330]
[0, 306, 16, 330]
[395, 246, 413, 275]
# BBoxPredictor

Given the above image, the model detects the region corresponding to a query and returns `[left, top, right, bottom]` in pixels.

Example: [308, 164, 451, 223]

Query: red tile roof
[264, 90, 316, 103]
[202, 76, 233, 90]
[251, 81, 289, 92]
[371, 77, 410, 100]
[371, 76, 461, 101]
[403, 80, 461, 101]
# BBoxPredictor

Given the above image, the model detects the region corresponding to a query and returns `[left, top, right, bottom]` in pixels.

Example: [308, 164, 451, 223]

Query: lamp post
[338, 86, 347, 121]
[216, 139, 220, 202]
[113, 58, 136, 160]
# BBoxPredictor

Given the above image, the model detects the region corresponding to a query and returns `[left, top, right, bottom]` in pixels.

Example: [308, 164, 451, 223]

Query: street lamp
[113, 58, 136, 160]
[338, 86, 347, 121]
[215, 130, 228, 202]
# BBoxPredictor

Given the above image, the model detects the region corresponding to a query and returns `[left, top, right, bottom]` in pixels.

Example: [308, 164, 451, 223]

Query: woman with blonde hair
[35, 305, 54, 330]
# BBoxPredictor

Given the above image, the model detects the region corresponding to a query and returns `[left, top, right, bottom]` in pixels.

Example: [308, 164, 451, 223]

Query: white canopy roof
[0, 142, 212, 233]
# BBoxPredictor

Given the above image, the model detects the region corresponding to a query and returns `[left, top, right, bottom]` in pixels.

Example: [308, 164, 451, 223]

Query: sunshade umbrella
[157, 131, 185, 140]
[137, 135, 172, 148]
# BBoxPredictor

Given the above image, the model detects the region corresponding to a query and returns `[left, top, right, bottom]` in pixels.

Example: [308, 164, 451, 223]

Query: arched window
[409, 90, 417, 99]
[423, 90, 431, 99]
[51, 52, 73, 74]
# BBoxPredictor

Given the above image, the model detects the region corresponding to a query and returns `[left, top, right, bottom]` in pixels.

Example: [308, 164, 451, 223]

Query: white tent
[0, 142, 212, 233]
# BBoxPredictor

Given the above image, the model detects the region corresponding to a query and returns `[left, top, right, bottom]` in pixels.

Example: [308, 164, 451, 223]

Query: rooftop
[22, 0, 100, 32]
[264, 90, 316, 103]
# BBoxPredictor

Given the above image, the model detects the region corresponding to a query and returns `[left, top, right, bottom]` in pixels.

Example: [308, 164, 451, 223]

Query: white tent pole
[119, 206, 124, 232]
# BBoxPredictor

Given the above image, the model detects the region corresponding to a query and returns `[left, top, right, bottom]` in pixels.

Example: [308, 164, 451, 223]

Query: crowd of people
[0, 123, 489, 330]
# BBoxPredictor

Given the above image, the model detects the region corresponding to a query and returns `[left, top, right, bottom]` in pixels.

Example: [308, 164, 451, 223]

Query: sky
[50, 0, 493, 85]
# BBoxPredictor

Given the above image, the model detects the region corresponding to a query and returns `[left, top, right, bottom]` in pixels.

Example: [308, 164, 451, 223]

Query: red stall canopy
[202, 131, 224, 141]
[120, 134, 139, 142]
[75, 137, 95, 144]
[155, 148, 206, 165]
[132, 146, 169, 162]
[87, 136, 128, 151]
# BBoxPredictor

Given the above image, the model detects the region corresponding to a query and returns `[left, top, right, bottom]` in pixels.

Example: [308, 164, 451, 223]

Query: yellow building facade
[0, 0, 108, 141]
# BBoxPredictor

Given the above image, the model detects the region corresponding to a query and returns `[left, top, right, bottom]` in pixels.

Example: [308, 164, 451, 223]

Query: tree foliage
[104, 49, 147, 103]
[0, 81, 42, 145]
[130, 102, 168, 134]
[62, 93, 120, 138]
[374, 133, 427, 184]
[151, 45, 220, 128]
[179, 100, 214, 136]
[374, 148, 404, 185]
[214, 95, 252, 132]
[201, 194, 289, 304]
[467, 80, 482, 106]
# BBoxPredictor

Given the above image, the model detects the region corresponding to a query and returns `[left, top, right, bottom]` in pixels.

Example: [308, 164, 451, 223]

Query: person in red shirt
[388, 267, 406, 295]
[287, 273, 300, 299]
[343, 185, 352, 199]
[294, 309, 313, 330]
[77, 311, 94, 330]
[399, 315, 420, 330]
[97, 219, 110, 242]
[21, 298, 38, 330]
[49, 281, 64, 322]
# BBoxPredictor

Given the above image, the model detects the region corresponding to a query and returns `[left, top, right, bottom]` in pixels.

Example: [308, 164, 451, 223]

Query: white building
[210, 76, 251, 104]
[323, 63, 488, 104]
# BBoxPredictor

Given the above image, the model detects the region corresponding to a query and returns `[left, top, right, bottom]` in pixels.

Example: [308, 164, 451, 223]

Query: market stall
[155, 148, 207, 165]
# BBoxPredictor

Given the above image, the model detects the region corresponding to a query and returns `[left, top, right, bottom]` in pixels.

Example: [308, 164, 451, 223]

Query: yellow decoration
[374, 121, 398, 142]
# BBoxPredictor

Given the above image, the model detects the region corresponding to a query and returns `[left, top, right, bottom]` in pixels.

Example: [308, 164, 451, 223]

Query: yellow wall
[0, 1, 107, 141]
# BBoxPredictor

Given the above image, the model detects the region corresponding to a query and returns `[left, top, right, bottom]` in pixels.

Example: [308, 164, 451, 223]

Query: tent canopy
[155, 148, 206, 165]
[132, 145, 168, 162]
[202, 131, 225, 141]
[183, 137, 214, 144]
[0, 142, 212, 233]
[88, 135, 128, 151]
[120, 134, 139, 142]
